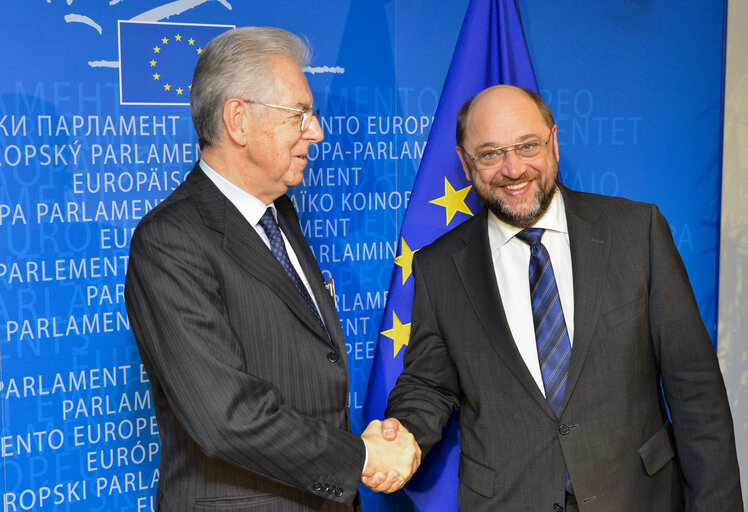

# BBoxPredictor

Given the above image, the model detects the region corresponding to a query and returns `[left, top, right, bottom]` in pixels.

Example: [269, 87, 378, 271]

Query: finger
[361, 471, 386, 488]
[363, 474, 394, 493]
[371, 481, 395, 493]
[383, 477, 406, 494]
[370, 482, 393, 493]
[363, 420, 381, 435]
[372, 472, 403, 493]
[381, 417, 400, 440]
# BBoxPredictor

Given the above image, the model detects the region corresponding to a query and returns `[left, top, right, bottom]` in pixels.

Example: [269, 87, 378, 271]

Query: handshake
[360, 418, 422, 493]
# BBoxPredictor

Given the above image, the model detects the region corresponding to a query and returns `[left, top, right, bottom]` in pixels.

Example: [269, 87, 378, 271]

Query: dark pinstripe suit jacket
[387, 185, 742, 511]
[125, 164, 364, 512]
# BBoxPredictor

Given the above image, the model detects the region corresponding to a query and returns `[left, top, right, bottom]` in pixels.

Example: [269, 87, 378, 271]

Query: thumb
[381, 417, 401, 441]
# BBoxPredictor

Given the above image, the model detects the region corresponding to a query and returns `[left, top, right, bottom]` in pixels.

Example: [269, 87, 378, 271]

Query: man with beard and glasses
[383, 85, 742, 511]
[125, 27, 420, 512]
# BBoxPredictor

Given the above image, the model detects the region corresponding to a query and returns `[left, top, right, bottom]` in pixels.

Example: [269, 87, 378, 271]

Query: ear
[222, 98, 249, 146]
[551, 125, 559, 163]
[456, 146, 472, 182]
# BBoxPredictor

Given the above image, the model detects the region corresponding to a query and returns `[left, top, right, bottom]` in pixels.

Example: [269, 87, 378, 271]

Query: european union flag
[118, 20, 233, 105]
[363, 0, 538, 510]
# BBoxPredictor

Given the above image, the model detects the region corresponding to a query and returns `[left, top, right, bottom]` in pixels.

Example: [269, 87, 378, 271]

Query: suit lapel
[184, 166, 332, 347]
[452, 209, 556, 418]
[276, 196, 346, 353]
[559, 185, 610, 413]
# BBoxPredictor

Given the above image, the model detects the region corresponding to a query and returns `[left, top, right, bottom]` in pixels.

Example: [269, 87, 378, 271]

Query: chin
[286, 176, 305, 189]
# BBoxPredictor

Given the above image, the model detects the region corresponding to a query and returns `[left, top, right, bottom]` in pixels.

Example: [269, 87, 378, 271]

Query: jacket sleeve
[125, 212, 365, 505]
[648, 206, 743, 510]
[385, 253, 462, 455]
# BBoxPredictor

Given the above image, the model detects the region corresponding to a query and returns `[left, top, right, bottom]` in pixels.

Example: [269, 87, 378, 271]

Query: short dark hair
[455, 87, 555, 147]
[455, 97, 474, 148]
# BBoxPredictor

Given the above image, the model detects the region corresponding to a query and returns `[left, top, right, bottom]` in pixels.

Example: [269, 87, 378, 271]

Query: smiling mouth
[504, 181, 529, 191]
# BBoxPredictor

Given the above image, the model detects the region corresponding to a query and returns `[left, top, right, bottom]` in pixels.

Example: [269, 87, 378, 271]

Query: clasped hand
[360, 418, 421, 493]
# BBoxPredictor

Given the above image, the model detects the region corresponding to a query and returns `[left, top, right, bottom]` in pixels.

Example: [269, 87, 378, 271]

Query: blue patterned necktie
[515, 228, 571, 417]
[516, 228, 574, 493]
[258, 207, 327, 335]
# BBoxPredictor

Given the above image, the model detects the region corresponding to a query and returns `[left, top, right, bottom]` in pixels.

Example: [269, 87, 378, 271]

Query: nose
[500, 149, 525, 179]
[303, 114, 324, 143]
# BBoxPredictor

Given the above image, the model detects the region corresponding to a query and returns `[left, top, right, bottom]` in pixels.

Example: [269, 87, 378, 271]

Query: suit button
[313, 482, 323, 491]
[322, 483, 331, 492]
[335, 488, 344, 497]
[327, 351, 340, 363]
[558, 424, 570, 435]
[553, 504, 564, 512]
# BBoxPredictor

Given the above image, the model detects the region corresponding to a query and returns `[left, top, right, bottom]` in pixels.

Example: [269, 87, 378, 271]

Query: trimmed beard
[470, 163, 559, 229]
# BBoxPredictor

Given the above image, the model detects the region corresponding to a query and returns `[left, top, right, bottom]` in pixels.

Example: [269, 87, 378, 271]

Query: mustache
[489, 172, 535, 187]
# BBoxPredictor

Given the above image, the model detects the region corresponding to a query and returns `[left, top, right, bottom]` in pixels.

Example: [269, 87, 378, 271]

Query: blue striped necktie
[258, 208, 327, 335]
[516, 228, 571, 416]
[516, 228, 573, 493]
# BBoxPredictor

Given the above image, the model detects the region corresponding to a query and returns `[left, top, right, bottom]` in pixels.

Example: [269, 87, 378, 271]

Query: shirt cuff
[361, 437, 369, 475]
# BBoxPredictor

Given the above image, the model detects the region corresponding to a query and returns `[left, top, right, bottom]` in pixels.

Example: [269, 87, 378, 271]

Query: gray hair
[190, 26, 311, 148]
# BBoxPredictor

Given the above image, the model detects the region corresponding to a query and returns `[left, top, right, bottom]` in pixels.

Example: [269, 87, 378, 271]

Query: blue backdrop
[0, 1, 725, 511]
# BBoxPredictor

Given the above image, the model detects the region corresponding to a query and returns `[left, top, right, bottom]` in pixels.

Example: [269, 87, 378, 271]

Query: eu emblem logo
[118, 21, 233, 105]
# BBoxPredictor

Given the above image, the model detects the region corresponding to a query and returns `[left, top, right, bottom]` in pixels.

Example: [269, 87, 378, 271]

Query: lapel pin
[324, 275, 336, 300]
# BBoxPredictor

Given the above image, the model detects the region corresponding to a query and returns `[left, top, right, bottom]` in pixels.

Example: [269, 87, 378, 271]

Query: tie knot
[516, 228, 545, 247]
[258, 207, 279, 234]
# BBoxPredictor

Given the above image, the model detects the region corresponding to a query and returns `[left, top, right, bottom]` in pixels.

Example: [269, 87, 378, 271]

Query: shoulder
[130, 172, 209, 251]
[416, 211, 484, 263]
[135, 184, 193, 231]
[562, 186, 661, 226]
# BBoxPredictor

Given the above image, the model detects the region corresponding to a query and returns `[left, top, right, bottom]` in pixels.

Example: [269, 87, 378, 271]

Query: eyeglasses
[243, 99, 320, 132]
[460, 129, 553, 170]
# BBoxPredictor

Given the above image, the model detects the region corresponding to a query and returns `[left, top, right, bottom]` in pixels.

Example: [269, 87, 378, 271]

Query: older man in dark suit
[125, 27, 419, 511]
[384, 85, 742, 511]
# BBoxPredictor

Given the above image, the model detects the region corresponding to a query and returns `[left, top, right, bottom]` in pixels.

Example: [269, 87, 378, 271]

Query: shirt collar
[487, 185, 568, 252]
[199, 160, 276, 226]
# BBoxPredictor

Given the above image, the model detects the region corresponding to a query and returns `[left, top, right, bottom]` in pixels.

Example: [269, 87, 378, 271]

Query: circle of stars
[149, 33, 204, 96]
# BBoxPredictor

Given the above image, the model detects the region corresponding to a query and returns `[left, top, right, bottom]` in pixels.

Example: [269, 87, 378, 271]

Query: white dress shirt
[199, 160, 321, 314]
[486, 189, 575, 396]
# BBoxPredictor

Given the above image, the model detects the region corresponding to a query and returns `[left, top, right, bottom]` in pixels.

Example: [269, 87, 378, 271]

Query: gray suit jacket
[386, 185, 742, 511]
[125, 164, 365, 512]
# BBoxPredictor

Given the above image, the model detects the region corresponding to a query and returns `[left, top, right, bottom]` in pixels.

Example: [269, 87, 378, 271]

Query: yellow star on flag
[176, 87, 184, 95]
[381, 311, 411, 358]
[149, 59, 157, 67]
[429, 177, 473, 225]
[161, 37, 169, 44]
[164, 83, 171, 91]
[153, 73, 160, 80]
[153, 46, 160, 53]
[394, 238, 418, 285]
[175, 34, 182, 41]
[188, 38, 195, 45]
[197, 47, 203, 54]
